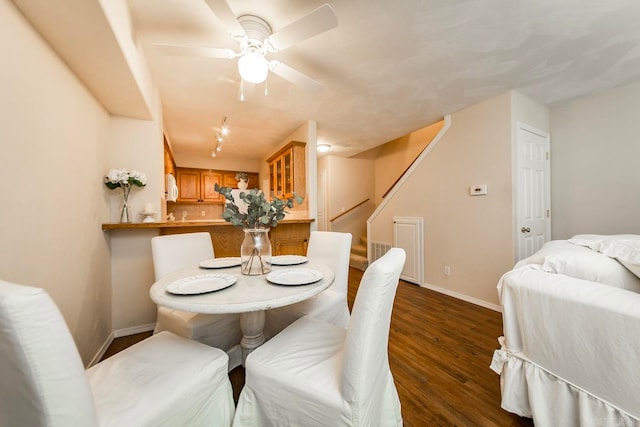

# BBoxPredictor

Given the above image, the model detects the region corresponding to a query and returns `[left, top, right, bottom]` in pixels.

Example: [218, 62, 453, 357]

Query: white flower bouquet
[104, 168, 147, 223]
[104, 168, 147, 189]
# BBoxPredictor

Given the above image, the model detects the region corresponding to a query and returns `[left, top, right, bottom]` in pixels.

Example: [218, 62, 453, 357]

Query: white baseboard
[89, 331, 115, 368]
[420, 282, 502, 313]
[113, 323, 156, 338]
[89, 323, 156, 368]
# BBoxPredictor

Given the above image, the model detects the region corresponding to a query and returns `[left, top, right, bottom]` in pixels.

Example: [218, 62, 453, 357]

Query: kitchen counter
[102, 218, 314, 257]
[102, 218, 313, 230]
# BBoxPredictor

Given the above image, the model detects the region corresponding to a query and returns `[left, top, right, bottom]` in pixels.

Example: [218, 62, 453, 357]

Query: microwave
[166, 173, 178, 202]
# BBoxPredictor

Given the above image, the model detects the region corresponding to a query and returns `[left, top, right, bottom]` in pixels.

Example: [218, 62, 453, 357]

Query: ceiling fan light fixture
[238, 51, 269, 84]
[317, 143, 331, 153]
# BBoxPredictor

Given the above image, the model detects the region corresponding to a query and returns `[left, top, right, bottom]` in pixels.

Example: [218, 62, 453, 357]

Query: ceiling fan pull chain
[240, 78, 245, 102]
[264, 77, 268, 96]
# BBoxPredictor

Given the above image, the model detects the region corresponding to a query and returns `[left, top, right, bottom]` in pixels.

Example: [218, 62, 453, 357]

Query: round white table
[149, 261, 334, 368]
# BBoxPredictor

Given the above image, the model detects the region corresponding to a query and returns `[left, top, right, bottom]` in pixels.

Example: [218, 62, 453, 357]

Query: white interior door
[516, 123, 551, 261]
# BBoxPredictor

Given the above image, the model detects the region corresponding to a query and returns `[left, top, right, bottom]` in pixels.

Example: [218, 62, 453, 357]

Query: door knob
[521, 227, 531, 233]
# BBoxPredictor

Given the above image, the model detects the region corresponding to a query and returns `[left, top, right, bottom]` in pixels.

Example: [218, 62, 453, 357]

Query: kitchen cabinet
[200, 171, 223, 203]
[270, 223, 310, 255]
[176, 169, 222, 203]
[222, 172, 260, 189]
[163, 137, 176, 176]
[147, 220, 312, 257]
[267, 141, 305, 199]
[174, 168, 260, 204]
[176, 169, 200, 202]
[223, 172, 237, 188]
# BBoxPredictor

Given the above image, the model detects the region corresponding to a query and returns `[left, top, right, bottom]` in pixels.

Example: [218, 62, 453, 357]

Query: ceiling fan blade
[269, 61, 322, 92]
[267, 4, 338, 51]
[154, 44, 234, 59]
[204, 0, 245, 36]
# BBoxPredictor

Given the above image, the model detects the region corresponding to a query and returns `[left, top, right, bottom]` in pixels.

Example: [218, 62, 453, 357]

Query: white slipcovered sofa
[491, 235, 640, 426]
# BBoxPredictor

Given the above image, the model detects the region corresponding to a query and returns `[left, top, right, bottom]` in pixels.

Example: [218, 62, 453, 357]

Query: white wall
[369, 93, 515, 308]
[371, 121, 444, 205]
[107, 115, 164, 332]
[0, 0, 167, 363]
[322, 156, 375, 241]
[550, 81, 640, 238]
[0, 0, 113, 365]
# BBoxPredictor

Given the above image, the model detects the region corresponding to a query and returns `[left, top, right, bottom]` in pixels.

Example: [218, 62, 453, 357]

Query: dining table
[149, 256, 334, 370]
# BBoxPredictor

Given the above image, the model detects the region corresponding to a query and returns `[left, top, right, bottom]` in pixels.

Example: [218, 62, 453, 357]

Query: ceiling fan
[155, 0, 338, 93]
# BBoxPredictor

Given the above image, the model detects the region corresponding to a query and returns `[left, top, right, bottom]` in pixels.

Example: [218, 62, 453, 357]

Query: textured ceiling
[17, 0, 640, 161]
[127, 0, 640, 161]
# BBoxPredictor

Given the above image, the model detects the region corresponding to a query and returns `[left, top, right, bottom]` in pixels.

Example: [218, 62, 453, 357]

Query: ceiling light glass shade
[317, 143, 331, 153]
[238, 52, 269, 84]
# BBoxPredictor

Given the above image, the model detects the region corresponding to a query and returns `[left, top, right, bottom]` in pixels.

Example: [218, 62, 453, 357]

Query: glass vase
[120, 184, 132, 223]
[240, 228, 272, 275]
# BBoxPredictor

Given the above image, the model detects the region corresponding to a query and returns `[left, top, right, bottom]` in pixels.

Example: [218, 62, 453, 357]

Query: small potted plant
[215, 184, 303, 275]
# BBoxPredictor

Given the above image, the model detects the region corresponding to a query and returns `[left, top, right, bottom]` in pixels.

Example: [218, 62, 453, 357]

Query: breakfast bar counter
[102, 218, 314, 257]
[102, 218, 313, 230]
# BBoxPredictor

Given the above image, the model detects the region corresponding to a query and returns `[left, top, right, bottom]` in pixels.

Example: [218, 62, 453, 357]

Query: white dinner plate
[166, 273, 237, 295]
[271, 255, 308, 266]
[199, 257, 242, 269]
[266, 268, 323, 286]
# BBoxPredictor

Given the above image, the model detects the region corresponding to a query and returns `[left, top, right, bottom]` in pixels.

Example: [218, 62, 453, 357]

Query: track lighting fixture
[212, 116, 229, 155]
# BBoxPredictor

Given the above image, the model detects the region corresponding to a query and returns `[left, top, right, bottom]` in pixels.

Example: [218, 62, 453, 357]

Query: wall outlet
[469, 184, 488, 196]
[444, 266, 451, 276]
[201, 210, 206, 217]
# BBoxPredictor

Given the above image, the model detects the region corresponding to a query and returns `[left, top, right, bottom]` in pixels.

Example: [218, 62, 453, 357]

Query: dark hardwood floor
[103, 267, 533, 426]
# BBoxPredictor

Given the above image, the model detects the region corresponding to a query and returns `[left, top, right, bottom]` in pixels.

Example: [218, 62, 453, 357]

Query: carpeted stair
[349, 234, 369, 271]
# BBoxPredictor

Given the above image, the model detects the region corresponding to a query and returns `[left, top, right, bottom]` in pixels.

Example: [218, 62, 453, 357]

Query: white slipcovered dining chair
[0, 279, 234, 427]
[264, 230, 352, 339]
[151, 232, 242, 351]
[233, 248, 406, 426]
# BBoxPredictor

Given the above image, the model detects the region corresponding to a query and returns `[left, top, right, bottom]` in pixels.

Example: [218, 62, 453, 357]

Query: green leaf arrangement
[214, 184, 304, 229]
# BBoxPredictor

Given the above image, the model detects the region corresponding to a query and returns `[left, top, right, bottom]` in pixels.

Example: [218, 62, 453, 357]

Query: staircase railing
[329, 198, 370, 223]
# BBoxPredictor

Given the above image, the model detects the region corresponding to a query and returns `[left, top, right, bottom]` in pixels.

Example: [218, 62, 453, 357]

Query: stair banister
[329, 198, 370, 223]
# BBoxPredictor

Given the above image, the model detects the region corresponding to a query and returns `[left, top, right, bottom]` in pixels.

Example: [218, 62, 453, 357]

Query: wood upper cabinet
[200, 171, 223, 203]
[222, 172, 260, 189]
[223, 172, 238, 188]
[174, 168, 259, 203]
[176, 169, 201, 202]
[176, 168, 222, 203]
[267, 141, 305, 199]
[163, 137, 176, 177]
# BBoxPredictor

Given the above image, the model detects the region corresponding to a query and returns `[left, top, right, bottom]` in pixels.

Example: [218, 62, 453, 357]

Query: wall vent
[370, 241, 391, 262]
